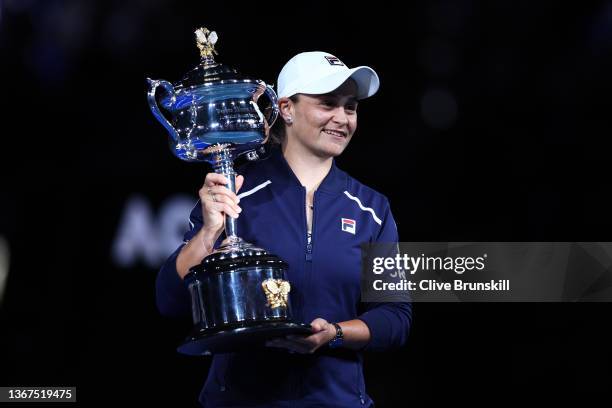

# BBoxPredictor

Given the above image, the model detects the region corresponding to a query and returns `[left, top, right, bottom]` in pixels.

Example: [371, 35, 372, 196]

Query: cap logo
[324, 56, 345, 66]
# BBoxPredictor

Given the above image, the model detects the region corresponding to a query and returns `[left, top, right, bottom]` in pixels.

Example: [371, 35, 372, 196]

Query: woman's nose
[332, 107, 349, 125]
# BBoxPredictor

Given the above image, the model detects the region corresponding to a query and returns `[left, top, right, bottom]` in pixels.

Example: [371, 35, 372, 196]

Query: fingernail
[236, 207, 242, 213]
[236, 197, 240, 203]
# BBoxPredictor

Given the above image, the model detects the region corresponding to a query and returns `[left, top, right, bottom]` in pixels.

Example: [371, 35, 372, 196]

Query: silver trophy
[147, 27, 310, 355]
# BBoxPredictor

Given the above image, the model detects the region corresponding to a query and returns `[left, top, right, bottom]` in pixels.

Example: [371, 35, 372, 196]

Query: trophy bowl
[147, 27, 310, 355]
[146, 28, 277, 164]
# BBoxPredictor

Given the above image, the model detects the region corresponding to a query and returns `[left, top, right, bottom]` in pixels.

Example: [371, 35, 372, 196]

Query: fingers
[197, 193, 240, 219]
[265, 329, 330, 354]
[310, 322, 324, 332]
[197, 192, 241, 219]
[204, 172, 231, 187]
[198, 182, 241, 217]
[197, 173, 245, 229]
[206, 185, 241, 207]
[205, 172, 244, 190]
[202, 173, 243, 203]
[235, 175, 244, 193]
[208, 200, 241, 219]
[309, 318, 329, 333]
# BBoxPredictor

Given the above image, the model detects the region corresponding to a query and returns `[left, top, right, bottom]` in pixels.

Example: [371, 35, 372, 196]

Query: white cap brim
[280, 66, 380, 100]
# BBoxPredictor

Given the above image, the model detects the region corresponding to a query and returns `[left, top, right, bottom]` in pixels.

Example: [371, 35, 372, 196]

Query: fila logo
[325, 56, 345, 66]
[341, 218, 356, 235]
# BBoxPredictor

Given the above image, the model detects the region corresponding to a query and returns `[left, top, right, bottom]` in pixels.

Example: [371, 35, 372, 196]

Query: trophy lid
[174, 27, 247, 90]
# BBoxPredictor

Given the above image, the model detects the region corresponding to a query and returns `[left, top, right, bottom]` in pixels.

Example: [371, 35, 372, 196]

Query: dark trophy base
[181, 240, 309, 356]
[178, 321, 312, 355]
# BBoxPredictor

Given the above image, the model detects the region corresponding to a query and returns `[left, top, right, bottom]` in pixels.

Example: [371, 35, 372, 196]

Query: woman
[157, 51, 412, 407]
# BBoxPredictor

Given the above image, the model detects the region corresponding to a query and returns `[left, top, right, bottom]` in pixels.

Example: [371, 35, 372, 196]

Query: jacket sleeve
[357, 200, 413, 352]
[155, 200, 203, 318]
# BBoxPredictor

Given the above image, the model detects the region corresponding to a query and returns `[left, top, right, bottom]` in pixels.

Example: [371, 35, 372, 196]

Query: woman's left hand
[266, 318, 336, 354]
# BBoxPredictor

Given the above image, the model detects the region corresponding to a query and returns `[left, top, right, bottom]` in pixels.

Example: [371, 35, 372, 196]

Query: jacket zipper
[305, 190, 316, 261]
[297, 187, 315, 399]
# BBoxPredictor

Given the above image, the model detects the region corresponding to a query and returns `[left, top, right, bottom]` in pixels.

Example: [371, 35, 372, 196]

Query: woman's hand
[265, 318, 337, 354]
[198, 172, 244, 238]
[176, 172, 244, 279]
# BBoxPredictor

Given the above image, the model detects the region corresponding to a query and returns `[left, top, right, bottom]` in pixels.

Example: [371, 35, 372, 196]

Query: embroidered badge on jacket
[341, 218, 356, 235]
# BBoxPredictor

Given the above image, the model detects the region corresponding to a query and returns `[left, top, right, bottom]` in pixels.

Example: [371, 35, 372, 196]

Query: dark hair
[268, 95, 300, 145]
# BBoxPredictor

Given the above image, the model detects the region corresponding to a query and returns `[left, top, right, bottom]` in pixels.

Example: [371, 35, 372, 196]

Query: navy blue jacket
[157, 147, 412, 407]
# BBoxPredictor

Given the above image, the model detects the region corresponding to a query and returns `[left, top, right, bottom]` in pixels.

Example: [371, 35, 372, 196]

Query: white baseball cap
[276, 51, 380, 100]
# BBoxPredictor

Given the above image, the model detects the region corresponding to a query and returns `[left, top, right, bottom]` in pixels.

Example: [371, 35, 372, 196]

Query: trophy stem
[212, 146, 239, 240]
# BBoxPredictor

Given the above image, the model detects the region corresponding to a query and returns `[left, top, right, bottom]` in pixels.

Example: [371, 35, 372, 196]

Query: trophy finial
[195, 27, 218, 59]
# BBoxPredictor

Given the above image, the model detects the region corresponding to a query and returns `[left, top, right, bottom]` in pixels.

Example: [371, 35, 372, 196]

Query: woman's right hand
[198, 172, 244, 239]
[176, 172, 244, 279]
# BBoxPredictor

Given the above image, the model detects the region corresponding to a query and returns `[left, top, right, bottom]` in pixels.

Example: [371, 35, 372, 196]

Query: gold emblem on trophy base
[262, 279, 291, 308]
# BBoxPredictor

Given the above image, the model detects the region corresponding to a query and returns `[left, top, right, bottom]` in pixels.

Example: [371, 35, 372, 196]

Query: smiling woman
[279, 80, 359, 159]
[157, 50, 412, 408]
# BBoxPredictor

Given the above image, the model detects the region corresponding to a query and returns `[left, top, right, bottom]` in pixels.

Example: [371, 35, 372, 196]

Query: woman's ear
[278, 97, 293, 122]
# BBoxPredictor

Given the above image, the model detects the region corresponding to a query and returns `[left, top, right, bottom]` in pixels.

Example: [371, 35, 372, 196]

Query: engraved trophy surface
[147, 28, 310, 355]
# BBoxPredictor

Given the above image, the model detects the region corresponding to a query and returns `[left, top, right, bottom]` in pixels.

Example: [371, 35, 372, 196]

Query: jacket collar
[263, 145, 348, 195]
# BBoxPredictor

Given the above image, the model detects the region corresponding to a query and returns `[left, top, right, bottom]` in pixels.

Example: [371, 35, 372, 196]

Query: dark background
[1, 0, 611, 406]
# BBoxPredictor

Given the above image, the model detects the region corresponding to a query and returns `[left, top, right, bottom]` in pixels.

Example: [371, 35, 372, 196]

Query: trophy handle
[263, 84, 279, 127]
[146, 78, 179, 143]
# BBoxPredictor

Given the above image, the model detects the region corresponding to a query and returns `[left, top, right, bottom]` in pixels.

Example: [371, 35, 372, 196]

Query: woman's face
[285, 79, 358, 158]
